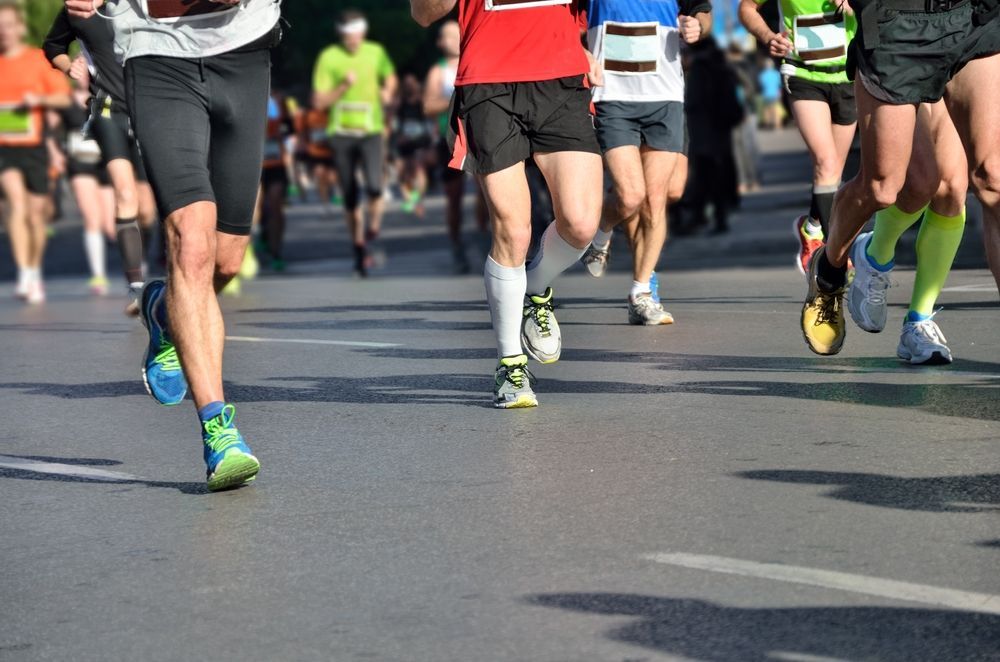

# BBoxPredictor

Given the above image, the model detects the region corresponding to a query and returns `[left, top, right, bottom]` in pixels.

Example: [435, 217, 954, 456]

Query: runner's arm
[423, 66, 449, 117]
[65, 0, 101, 19]
[678, 10, 713, 44]
[410, 0, 457, 27]
[43, 8, 76, 74]
[738, 0, 792, 57]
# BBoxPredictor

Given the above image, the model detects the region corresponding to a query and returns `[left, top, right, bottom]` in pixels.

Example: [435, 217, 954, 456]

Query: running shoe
[270, 257, 286, 273]
[125, 284, 142, 318]
[582, 243, 610, 278]
[847, 231, 892, 333]
[628, 293, 675, 326]
[89, 276, 109, 296]
[801, 247, 846, 356]
[794, 215, 824, 276]
[493, 355, 538, 409]
[239, 245, 259, 280]
[220, 276, 241, 297]
[897, 315, 953, 365]
[140, 280, 187, 406]
[15, 272, 30, 300]
[202, 404, 260, 491]
[522, 287, 561, 364]
[26, 280, 45, 305]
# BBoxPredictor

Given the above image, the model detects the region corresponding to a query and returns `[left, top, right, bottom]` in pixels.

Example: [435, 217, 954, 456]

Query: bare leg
[1, 170, 30, 271]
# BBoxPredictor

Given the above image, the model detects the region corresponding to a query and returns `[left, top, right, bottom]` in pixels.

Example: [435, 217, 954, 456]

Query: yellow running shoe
[801, 247, 846, 356]
[239, 244, 259, 280]
[221, 275, 242, 297]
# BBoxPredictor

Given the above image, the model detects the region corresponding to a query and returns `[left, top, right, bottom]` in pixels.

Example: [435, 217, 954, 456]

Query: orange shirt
[0, 47, 70, 147]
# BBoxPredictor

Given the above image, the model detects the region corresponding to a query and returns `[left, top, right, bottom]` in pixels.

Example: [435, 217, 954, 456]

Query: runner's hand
[21, 93, 40, 109]
[69, 57, 89, 83]
[768, 32, 793, 57]
[585, 49, 603, 87]
[678, 15, 702, 44]
[66, 0, 102, 18]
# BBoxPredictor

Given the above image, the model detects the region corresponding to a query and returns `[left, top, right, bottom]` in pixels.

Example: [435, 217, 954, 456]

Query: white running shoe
[628, 293, 674, 326]
[521, 287, 561, 364]
[582, 243, 610, 278]
[847, 232, 892, 333]
[26, 280, 45, 305]
[897, 316, 953, 365]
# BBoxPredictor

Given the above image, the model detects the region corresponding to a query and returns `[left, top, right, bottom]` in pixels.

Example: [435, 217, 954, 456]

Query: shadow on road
[737, 469, 1000, 513]
[0, 454, 206, 494]
[526, 592, 1000, 661]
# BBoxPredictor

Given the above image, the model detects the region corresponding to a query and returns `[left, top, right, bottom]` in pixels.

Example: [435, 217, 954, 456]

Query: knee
[814, 153, 842, 183]
[865, 175, 905, 210]
[214, 250, 243, 284]
[932, 170, 969, 214]
[970, 155, 1000, 207]
[615, 184, 646, 220]
[115, 186, 138, 214]
[165, 217, 215, 280]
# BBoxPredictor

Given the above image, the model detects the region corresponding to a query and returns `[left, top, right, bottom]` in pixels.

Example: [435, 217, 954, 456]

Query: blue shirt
[759, 68, 782, 101]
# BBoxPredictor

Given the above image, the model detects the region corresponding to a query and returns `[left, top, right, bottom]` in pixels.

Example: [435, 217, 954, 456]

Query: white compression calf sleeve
[84, 231, 106, 279]
[485, 256, 527, 358]
[526, 223, 587, 295]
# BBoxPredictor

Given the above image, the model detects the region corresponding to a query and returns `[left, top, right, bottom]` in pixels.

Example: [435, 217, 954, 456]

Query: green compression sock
[910, 206, 966, 317]
[867, 204, 927, 266]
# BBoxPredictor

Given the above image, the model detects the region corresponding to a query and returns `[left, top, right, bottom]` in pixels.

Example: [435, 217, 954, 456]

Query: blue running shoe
[203, 404, 260, 492]
[140, 280, 187, 406]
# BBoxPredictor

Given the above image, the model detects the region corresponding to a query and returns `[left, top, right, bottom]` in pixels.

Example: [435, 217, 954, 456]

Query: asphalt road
[1, 130, 998, 661]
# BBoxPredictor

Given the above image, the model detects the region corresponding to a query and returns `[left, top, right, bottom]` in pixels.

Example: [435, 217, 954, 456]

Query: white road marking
[643, 552, 1000, 615]
[0, 456, 139, 482]
[226, 335, 401, 349]
[941, 283, 998, 293]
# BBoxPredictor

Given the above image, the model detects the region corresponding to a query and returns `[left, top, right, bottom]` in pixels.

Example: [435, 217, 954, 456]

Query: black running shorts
[125, 48, 271, 235]
[329, 134, 384, 211]
[0, 146, 49, 195]
[453, 76, 600, 175]
[784, 77, 858, 125]
[594, 100, 686, 153]
[852, 2, 1000, 104]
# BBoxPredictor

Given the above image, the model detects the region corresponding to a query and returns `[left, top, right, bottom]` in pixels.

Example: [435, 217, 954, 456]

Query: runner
[423, 19, 474, 274]
[44, 6, 157, 314]
[580, 0, 712, 325]
[296, 106, 338, 209]
[61, 77, 115, 296]
[394, 73, 432, 217]
[800, 0, 1000, 356]
[313, 9, 397, 277]
[65, 0, 283, 491]
[848, 101, 968, 364]
[411, 0, 603, 409]
[0, 1, 70, 304]
[740, 0, 858, 274]
[260, 92, 294, 271]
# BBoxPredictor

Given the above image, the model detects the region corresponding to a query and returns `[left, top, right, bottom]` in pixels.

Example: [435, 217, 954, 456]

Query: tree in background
[23, 0, 62, 45]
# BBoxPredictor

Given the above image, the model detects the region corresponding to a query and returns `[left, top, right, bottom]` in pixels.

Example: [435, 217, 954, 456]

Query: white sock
[25, 267, 40, 284]
[804, 217, 823, 235]
[526, 223, 588, 295]
[484, 256, 526, 358]
[16, 268, 29, 291]
[592, 227, 612, 250]
[630, 280, 650, 300]
[84, 231, 106, 280]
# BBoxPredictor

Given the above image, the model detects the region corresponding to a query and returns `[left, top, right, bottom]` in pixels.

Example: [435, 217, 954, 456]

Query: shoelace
[908, 315, 947, 345]
[502, 364, 535, 390]
[633, 295, 659, 315]
[155, 341, 181, 372]
[526, 298, 554, 336]
[814, 291, 841, 326]
[864, 271, 892, 305]
[203, 404, 242, 454]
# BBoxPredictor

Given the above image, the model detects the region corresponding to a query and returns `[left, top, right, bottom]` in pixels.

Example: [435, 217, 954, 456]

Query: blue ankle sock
[198, 401, 226, 423]
[905, 310, 930, 324]
[864, 239, 894, 272]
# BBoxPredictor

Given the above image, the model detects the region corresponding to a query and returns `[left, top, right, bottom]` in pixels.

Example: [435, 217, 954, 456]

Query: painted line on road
[643, 552, 1000, 615]
[226, 335, 401, 349]
[0, 456, 139, 482]
[941, 283, 997, 293]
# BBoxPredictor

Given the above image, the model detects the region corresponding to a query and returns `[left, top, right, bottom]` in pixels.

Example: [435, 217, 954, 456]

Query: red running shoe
[794, 215, 825, 276]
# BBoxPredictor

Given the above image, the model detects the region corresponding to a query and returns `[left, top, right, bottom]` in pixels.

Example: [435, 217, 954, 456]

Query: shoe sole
[495, 394, 539, 409]
[629, 312, 675, 326]
[585, 264, 607, 278]
[897, 348, 953, 366]
[208, 453, 260, 492]
[793, 217, 808, 276]
[523, 344, 560, 365]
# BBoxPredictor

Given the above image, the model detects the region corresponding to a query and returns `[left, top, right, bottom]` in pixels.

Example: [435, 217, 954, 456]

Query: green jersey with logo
[756, 0, 857, 84]
[313, 41, 395, 136]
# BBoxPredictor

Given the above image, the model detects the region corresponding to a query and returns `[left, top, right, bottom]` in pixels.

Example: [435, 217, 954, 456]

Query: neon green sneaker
[494, 355, 538, 409]
[203, 404, 259, 492]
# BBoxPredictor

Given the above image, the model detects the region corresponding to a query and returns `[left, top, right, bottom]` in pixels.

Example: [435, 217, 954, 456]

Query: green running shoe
[494, 355, 538, 409]
[203, 404, 259, 492]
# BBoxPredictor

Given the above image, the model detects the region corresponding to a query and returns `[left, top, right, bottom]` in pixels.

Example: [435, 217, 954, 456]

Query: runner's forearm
[694, 10, 713, 40]
[313, 84, 351, 112]
[410, 0, 457, 27]
[51, 54, 73, 76]
[739, 0, 777, 44]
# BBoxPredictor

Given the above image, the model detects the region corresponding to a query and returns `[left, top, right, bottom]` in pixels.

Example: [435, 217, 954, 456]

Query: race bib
[602, 22, 660, 74]
[793, 13, 847, 62]
[0, 106, 32, 139]
[333, 102, 374, 135]
[141, 0, 241, 24]
[68, 131, 103, 165]
[485, 0, 570, 11]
